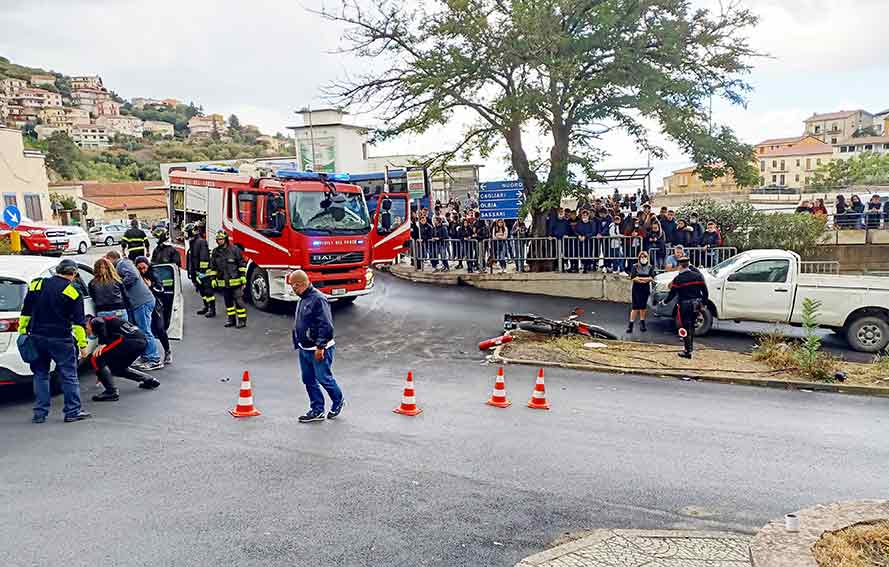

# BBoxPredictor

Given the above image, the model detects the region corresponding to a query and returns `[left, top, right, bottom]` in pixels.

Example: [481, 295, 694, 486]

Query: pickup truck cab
[650, 249, 889, 353]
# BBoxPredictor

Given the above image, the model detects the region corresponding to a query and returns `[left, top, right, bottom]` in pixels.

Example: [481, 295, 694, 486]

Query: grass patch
[813, 520, 889, 567]
[752, 330, 841, 382]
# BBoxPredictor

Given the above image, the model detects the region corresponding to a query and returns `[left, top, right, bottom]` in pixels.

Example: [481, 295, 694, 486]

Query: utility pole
[307, 105, 318, 172]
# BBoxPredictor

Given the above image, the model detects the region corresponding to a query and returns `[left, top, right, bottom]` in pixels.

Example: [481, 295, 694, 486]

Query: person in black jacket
[288, 270, 343, 423]
[121, 219, 150, 262]
[89, 257, 129, 321]
[86, 315, 160, 402]
[662, 255, 709, 359]
[448, 213, 464, 269]
[135, 257, 173, 366]
[150, 228, 181, 267]
[471, 215, 489, 271]
[19, 259, 90, 423]
[699, 221, 721, 267]
[460, 217, 476, 272]
[413, 215, 433, 271]
[186, 224, 215, 317]
[430, 216, 450, 272]
[208, 230, 247, 329]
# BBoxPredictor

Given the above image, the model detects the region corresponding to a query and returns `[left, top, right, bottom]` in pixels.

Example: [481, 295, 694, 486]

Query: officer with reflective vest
[121, 219, 150, 262]
[186, 223, 215, 318]
[18, 259, 91, 423]
[207, 230, 247, 328]
[150, 227, 180, 266]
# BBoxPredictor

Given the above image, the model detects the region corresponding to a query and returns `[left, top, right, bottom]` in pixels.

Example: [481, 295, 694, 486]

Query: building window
[865, 144, 873, 151]
[816, 158, 822, 165]
[796, 159, 801, 167]
[759, 160, 765, 172]
[3, 193, 18, 208]
[771, 175, 777, 183]
[772, 160, 777, 168]
[779, 175, 785, 186]
[831, 137, 837, 144]
[24, 194, 43, 221]
[840, 146, 848, 153]
[780, 160, 785, 170]
[795, 174, 800, 183]
[806, 158, 811, 169]
[814, 125, 821, 134]
[831, 123, 838, 132]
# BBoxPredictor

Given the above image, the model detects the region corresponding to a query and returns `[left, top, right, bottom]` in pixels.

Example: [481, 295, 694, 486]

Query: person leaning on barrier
[447, 212, 463, 270]
[461, 216, 476, 273]
[665, 245, 685, 272]
[430, 216, 450, 273]
[19, 259, 91, 424]
[700, 222, 721, 268]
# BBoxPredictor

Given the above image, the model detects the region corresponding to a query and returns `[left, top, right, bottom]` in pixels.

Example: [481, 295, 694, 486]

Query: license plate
[331, 288, 346, 296]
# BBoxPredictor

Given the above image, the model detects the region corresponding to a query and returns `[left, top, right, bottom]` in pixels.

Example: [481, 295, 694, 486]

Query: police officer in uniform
[121, 219, 150, 262]
[19, 259, 91, 423]
[207, 230, 247, 328]
[150, 228, 180, 266]
[663, 255, 709, 359]
[87, 314, 161, 402]
[186, 223, 215, 317]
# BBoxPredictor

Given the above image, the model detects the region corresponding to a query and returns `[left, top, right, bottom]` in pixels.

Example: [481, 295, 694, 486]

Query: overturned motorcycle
[479, 308, 618, 350]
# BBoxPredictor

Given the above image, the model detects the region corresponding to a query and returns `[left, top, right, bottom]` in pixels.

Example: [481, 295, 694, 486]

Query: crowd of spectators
[409, 189, 729, 274]
[804, 194, 889, 229]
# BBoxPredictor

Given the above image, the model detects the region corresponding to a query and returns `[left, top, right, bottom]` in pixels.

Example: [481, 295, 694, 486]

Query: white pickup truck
[649, 249, 889, 352]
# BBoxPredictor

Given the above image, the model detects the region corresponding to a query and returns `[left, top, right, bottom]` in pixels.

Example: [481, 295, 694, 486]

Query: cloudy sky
[2, 0, 888, 188]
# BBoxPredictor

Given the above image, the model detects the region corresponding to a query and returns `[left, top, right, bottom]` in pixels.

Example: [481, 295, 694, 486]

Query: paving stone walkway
[516, 530, 752, 567]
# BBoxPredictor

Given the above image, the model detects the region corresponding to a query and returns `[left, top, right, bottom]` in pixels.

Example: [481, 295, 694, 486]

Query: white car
[44, 225, 91, 255]
[0, 256, 183, 391]
[89, 223, 128, 246]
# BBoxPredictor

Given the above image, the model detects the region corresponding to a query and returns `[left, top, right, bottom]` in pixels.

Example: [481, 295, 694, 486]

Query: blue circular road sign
[3, 205, 23, 229]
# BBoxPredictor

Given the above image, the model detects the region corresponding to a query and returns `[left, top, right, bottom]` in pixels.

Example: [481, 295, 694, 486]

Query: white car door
[151, 263, 183, 340]
[721, 259, 794, 322]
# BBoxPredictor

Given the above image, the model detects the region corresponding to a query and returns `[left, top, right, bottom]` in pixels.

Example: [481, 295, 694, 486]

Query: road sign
[478, 180, 523, 219]
[3, 205, 22, 229]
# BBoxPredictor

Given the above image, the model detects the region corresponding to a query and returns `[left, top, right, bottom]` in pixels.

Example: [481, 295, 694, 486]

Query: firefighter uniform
[19, 261, 90, 422]
[121, 221, 150, 262]
[186, 225, 215, 317]
[208, 231, 247, 328]
[664, 259, 709, 358]
[150, 228, 181, 267]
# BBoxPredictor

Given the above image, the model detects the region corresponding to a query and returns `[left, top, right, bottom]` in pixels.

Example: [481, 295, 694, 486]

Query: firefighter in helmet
[186, 223, 215, 317]
[121, 219, 150, 262]
[207, 230, 247, 328]
[150, 228, 180, 266]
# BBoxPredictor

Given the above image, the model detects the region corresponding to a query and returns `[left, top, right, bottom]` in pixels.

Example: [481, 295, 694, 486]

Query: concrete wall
[0, 126, 54, 223]
[809, 243, 889, 273]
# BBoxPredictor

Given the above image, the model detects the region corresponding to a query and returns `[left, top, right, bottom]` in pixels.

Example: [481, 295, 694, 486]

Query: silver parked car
[89, 223, 128, 246]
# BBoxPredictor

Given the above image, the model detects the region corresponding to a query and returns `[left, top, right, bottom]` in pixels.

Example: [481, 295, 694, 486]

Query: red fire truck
[166, 167, 392, 310]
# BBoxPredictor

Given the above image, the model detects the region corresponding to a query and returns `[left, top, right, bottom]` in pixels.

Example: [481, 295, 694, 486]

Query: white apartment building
[14, 88, 62, 108]
[71, 125, 112, 149]
[96, 115, 144, 137]
[834, 136, 889, 158]
[143, 120, 175, 137]
[70, 75, 103, 90]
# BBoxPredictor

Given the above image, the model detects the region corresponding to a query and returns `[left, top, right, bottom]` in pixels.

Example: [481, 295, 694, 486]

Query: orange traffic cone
[229, 370, 262, 417]
[527, 368, 550, 410]
[393, 371, 423, 416]
[486, 367, 512, 408]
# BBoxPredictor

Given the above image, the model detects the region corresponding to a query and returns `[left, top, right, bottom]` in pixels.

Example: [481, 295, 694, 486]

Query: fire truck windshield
[289, 190, 370, 235]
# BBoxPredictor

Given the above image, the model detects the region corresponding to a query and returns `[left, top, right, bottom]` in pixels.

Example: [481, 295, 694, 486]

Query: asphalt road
[1, 272, 887, 567]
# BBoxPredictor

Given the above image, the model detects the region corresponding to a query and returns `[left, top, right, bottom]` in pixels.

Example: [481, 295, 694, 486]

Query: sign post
[3, 205, 23, 253]
[477, 180, 524, 220]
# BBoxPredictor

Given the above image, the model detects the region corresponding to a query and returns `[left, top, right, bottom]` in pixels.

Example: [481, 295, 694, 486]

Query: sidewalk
[516, 529, 751, 567]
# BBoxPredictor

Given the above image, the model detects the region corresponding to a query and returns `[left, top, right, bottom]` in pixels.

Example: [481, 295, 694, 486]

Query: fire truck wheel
[249, 267, 271, 311]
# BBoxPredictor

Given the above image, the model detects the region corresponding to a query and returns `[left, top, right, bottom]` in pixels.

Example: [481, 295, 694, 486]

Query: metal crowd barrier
[799, 261, 841, 275]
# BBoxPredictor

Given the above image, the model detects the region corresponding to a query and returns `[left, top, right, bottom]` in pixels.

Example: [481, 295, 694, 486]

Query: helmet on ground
[57, 259, 78, 276]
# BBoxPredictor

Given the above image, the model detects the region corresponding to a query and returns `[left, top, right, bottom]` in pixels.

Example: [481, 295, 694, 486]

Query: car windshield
[289, 190, 370, 235]
[0, 279, 27, 312]
[709, 252, 748, 277]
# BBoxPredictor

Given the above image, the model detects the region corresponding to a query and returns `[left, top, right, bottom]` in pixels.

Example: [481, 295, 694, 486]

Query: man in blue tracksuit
[288, 270, 344, 423]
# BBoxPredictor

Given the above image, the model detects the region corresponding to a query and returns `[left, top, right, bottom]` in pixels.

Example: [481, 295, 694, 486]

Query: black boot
[236, 317, 246, 329]
[224, 316, 236, 328]
[196, 300, 209, 316]
[204, 303, 216, 318]
[92, 367, 119, 401]
[640, 320, 647, 332]
[626, 321, 634, 333]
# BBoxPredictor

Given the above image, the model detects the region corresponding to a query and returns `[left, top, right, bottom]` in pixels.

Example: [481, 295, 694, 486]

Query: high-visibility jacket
[19, 275, 88, 348]
[121, 228, 149, 255]
[208, 243, 247, 288]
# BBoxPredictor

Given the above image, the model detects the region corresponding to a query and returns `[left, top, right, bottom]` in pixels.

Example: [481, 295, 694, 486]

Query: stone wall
[810, 243, 889, 273]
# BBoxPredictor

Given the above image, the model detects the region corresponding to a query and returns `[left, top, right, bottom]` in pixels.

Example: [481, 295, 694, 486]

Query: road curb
[490, 346, 889, 398]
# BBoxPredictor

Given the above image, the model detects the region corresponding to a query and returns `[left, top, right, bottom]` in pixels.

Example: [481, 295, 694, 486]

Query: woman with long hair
[627, 250, 654, 334]
[89, 258, 129, 321]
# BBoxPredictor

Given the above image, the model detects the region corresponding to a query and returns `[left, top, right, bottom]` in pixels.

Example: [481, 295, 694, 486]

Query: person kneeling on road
[87, 315, 160, 402]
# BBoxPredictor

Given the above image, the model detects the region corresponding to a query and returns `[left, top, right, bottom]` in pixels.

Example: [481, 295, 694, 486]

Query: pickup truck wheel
[249, 268, 272, 312]
[695, 307, 714, 336]
[845, 316, 889, 353]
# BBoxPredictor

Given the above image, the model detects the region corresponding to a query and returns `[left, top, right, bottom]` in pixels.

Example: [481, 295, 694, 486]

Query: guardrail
[407, 237, 738, 274]
[799, 261, 841, 275]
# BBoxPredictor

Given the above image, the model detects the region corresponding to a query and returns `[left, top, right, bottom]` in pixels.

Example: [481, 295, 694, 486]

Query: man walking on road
[288, 270, 344, 423]
[121, 219, 150, 262]
[662, 255, 708, 359]
[19, 259, 91, 423]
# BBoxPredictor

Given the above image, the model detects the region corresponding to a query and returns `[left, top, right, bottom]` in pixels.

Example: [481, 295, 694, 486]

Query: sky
[2, 0, 888, 190]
